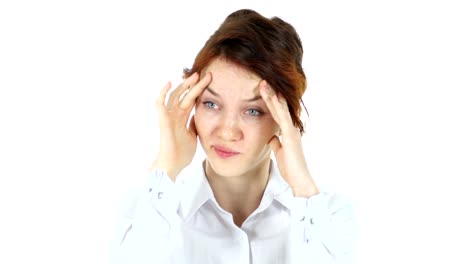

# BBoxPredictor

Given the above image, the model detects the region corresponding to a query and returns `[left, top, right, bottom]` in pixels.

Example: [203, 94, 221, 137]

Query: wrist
[150, 159, 181, 182]
[290, 178, 320, 198]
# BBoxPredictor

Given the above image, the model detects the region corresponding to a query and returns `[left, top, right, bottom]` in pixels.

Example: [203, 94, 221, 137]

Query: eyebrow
[205, 87, 262, 102]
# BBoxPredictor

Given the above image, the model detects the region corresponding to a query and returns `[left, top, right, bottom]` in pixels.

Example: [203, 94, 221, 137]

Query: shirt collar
[178, 160, 214, 221]
[178, 159, 296, 221]
[257, 159, 296, 212]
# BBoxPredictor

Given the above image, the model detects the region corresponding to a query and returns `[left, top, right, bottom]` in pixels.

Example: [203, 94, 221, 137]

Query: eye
[203, 101, 218, 109]
[246, 108, 263, 116]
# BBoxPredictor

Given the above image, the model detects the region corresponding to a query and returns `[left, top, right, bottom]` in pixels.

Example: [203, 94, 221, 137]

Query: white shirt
[110, 160, 356, 264]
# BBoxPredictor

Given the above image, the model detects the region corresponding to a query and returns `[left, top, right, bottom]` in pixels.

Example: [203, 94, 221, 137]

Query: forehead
[201, 58, 261, 95]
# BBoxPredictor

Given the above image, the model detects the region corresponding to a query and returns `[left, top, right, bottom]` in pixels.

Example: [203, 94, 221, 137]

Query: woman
[112, 9, 356, 264]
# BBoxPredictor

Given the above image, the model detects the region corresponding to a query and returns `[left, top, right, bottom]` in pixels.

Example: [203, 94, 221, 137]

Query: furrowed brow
[205, 87, 261, 102]
[205, 87, 219, 97]
[243, 95, 262, 102]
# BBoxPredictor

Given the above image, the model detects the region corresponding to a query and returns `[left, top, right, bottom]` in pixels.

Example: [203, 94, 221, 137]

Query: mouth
[213, 145, 240, 159]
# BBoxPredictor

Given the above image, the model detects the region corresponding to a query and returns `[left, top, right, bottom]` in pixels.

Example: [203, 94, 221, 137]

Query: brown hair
[184, 9, 308, 134]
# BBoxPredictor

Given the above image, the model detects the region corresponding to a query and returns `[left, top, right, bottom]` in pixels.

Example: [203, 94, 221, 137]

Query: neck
[204, 158, 271, 227]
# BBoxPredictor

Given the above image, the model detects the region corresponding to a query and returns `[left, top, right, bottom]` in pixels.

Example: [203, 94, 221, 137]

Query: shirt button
[148, 188, 152, 193]
[300, 216, 305, 222]
[158, 192, 164, 199]
[310, 218, 314, 225]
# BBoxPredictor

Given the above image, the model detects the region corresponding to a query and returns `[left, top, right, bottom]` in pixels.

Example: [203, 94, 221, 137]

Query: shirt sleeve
[291, 192, 358, 264]
[109, 169, 181, 264]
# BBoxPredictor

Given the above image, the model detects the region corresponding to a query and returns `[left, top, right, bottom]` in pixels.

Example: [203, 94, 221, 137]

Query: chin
[206, 157, 246, 178]
[206, 153, 271, 178]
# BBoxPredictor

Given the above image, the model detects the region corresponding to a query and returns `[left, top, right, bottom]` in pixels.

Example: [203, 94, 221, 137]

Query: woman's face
[194, 58, 279, 177]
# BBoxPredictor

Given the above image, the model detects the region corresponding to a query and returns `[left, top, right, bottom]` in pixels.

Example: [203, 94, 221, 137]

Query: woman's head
[185, 9, 307, 134]
[188, 9, 307, 178]
[194, 57, 278, 177]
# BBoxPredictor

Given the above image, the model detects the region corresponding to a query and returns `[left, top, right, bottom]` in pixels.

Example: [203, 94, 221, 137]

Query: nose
[217, 111, 242, 142]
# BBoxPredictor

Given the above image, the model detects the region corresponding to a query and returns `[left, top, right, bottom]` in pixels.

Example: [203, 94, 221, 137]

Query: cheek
[257, 118, 279, 136]
[246, 120, 278, 143]
[194, 110, 214, 136]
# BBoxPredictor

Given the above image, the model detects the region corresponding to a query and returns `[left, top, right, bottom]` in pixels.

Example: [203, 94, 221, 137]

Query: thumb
[188, 115, 198, 136]
[268, 135, 281, 154]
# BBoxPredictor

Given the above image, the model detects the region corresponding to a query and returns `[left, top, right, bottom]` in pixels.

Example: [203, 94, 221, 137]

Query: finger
[272, 92, 300, 137]
[260, 81, 295, 133]
[168, 72, 199, 107]
[259, 80, 282, 125]
[179, 72, 212, 110]
[268, 135, 281, 154]
[271, 91, 293, 124]
[156, 82, 172, 108]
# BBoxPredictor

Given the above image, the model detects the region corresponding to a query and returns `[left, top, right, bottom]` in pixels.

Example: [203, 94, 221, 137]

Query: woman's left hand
[259, 80, 320, 198]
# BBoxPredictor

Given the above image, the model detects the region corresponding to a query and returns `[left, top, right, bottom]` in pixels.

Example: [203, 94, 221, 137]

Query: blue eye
[246, 109, 263, 116]
[203, 101, 217, 109]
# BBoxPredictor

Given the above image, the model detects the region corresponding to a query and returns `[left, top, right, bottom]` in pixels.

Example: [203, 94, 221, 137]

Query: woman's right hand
[150, 72, 212, 181]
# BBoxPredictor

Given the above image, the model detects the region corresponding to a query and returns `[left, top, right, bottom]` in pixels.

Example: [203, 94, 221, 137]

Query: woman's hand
[150, 72, 212, 181]
[259, 80, 319, 198]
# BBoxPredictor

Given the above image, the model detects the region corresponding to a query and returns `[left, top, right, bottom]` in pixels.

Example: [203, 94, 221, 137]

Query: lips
[213, 145, 240, 159]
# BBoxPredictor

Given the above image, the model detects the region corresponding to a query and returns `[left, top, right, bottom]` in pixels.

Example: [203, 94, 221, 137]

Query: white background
[1, 0, 467, 263]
